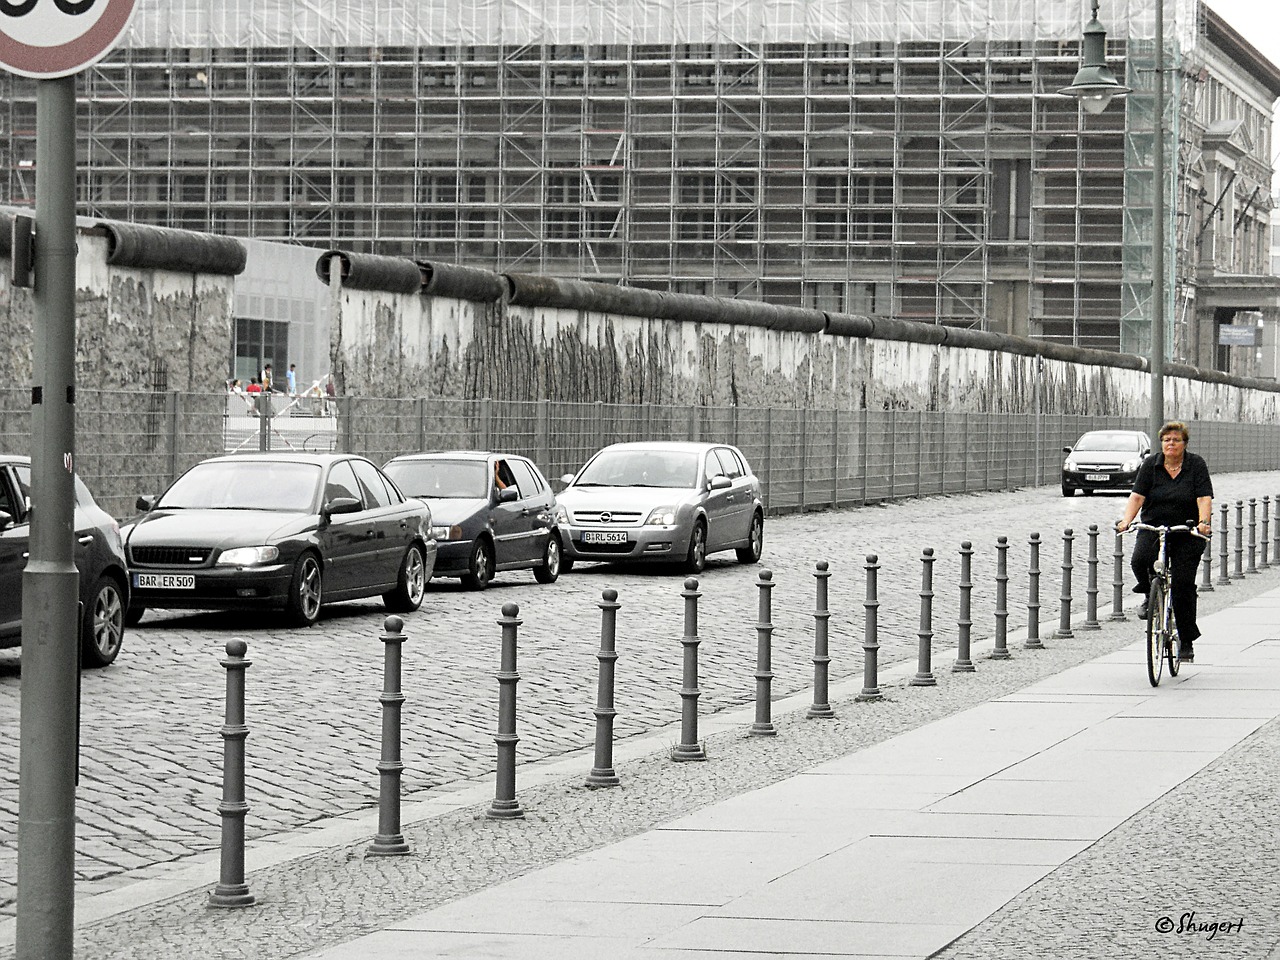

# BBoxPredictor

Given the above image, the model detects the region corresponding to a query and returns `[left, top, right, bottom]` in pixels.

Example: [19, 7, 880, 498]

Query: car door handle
[78, 535, 93, 545]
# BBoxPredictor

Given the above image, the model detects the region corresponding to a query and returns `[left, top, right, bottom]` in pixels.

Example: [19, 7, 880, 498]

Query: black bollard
[1200, 532, 1214, 593]
[209, 639, 255, 909]
[910, 548, 937, 686]
[1274, 493, 1280, 566]
[672, 578, 707, 761]
[992, 536, 1012, 659]
[1233, 500, 1245, 578]
[751, 570, 777, 736]
[367, 617, 410, 856]
[857, 554, 883, 701]
[1218, 501, 1231, 585]
[586, 589, 621, 788]
[487, 603, 524, 819]
[1248, 499, 1258, 574]
[1261, 497, 1271, 569]
[953, 542, 975, 672]
[1025, 532, 1044, 649]
[807, 562, 834, 719]
[1056, 528, 1074, 639]
[1110, 529, 1129, 618]
[1082, 525, 1100, 630]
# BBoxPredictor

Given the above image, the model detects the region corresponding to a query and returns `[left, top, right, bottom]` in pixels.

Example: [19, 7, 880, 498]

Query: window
[351, 460, 393, 509]
[505, 459, 542, 499]
[991, 159, 1031, 242]
[714, 448, 743, 479]
[851, 175, 893, 242]
[325, 461, 362, 504]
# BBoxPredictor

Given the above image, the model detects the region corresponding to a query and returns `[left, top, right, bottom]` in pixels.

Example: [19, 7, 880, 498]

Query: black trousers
[1130, 531, 1207, 644]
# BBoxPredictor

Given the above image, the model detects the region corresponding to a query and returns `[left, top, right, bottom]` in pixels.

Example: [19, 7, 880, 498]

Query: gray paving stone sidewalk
[7, 556, 1280, 960]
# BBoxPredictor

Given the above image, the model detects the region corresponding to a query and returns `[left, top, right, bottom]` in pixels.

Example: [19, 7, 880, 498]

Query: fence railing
[3, 387, 1278, 521]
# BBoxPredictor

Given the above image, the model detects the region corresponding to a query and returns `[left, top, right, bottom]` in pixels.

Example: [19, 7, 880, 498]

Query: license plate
[1085, 473, 1110, 482]
[582, 531, 628, 545]
[134, 573, 195, 590]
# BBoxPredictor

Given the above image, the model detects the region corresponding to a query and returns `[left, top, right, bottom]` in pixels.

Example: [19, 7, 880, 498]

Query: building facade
[1, 0, 1277, 365]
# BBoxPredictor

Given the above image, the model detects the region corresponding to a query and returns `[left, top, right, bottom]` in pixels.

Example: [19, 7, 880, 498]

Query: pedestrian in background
[287, 363, 298, 395]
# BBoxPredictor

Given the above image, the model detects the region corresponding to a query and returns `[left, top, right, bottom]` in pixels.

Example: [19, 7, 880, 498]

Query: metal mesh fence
[4, 388, 1280, 521]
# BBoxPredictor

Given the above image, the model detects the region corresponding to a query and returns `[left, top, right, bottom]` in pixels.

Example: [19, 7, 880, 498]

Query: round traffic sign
[0, 0, 138, 79]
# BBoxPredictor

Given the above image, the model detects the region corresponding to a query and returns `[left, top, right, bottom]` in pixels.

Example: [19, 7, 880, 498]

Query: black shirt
[1133, 451, 1213, 528]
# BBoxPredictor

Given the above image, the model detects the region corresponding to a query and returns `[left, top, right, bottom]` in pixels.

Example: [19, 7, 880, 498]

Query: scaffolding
[0, 0, 1256, 353]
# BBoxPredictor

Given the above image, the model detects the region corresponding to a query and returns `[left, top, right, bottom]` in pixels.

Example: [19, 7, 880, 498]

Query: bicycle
[1120, 521, 1209, 687]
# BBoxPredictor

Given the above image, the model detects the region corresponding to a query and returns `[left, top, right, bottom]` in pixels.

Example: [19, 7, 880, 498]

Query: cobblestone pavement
[2, 471, 1278, 928]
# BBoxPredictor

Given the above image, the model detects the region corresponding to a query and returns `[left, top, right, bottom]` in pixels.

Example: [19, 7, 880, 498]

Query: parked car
[383, 451, 561, 589]
[1061, 429, 1152, 496]
[0, 455, 129, 668]
[555, 441, 764, 574]
[123, 453, 436, 626]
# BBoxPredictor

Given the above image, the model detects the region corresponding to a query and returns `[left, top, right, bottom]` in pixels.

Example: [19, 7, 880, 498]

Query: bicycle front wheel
[1146, 580, 1167, 687]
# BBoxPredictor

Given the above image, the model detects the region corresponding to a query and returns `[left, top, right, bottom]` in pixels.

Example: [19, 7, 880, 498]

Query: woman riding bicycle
[1115, 421, 1214, 662]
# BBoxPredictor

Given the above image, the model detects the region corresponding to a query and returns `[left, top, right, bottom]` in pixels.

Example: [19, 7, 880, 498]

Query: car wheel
[736, 511, 764, 564]
[286, 553, 323, 626]
[683, 520, 707, 575]
[81, 575, 125, 668]
[533, 535, 561, 584]
[383, 543, 427, 613]
[461, 538, 495, 590]
[124, 605, 146, 628]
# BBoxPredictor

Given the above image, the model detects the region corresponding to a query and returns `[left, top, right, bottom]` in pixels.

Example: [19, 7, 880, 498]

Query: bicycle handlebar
[1119, 520, 1210, 540]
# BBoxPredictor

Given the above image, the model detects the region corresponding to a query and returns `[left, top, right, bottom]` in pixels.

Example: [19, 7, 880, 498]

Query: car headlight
[1063, 459, 1077, 472]
[217, 545, 280, 566]
[553, 505, 569, 525]
[1122, 458, 1140, 472]
[645, 506, 677, 526]
[431, 524, 462, 541]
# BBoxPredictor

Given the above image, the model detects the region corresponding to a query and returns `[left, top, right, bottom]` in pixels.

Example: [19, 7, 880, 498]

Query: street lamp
[1060, 0, 1166, 441]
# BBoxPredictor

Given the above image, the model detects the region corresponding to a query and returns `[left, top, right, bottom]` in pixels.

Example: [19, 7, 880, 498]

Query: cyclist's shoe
[1137, 599, 1149, 620]
[1181, 644, 1194, 662]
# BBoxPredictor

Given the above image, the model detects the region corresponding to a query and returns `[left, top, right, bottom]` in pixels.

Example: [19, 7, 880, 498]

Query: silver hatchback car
[554, 441, 764, 573]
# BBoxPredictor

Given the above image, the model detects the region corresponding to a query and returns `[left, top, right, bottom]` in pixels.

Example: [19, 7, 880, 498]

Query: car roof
[0, 454, 31, 465]
[386, 451, 517, 462]
[200, 452, 373, 467]
[1077, 430, 1148, 440]
[595, 441, 737, 454]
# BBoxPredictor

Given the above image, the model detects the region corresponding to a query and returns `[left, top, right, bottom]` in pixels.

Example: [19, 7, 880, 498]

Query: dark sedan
[1061, 429, 1152, 496]
[0, 455, 129, 668]
[383, 451, 561, 589]
[124, 453, 436, 626]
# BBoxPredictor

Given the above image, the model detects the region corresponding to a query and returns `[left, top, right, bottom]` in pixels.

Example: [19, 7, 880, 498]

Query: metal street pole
[1151, 0, 1166, 439]
[17, 75, 81, 960]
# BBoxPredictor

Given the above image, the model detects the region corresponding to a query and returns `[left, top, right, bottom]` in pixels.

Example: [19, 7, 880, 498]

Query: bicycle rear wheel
[1146, 580, 1167, 687]
[1167, 628, 1180, 677]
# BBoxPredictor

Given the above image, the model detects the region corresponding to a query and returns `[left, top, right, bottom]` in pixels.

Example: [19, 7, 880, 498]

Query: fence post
[751, 570, 777, 736]
[910, 549, 937, 686]
[1025, 532, 1044, 649]
[1261, 496, 1271, 569]
[339, 395, 354, 454]
[1056, 528, 1074, 639]
[1111, 528, 1129, 617]
[672, 578, 707, 761]
[1234, 500, 1245, 578]
[209, 640, 254, 908]
[831, 409, 839, 509]
[257, 389, 272, 452]
[166, 390, 180, 485]
[1218, 501, 1231, 585]
[1082, 524, 1100, 630]
[808, 562, 834, 719]
[1248, 498, 1258, 574]
[487, 603, 524, 820]
[857, 554, 883, 701]
[992, 536, 1011, 659]
[367, 617, 410, 856]
[953, 541, 975, 672]
[586, 589, 621, 788]
[798, 408, 808, 512]
[415, 396, 427, 454]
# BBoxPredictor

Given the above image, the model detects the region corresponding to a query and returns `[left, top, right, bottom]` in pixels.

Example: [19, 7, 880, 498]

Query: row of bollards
[211, 494, 1280, 906]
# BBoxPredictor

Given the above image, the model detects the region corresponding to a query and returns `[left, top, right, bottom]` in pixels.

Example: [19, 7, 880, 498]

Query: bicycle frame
[1121, 520, 1206, 686]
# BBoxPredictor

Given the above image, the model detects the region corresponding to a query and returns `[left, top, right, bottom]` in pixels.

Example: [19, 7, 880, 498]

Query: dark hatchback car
[0, 455, 129, 668]
[1061, 429, 1152, 496]
[123, 453, 436, 626]
[382, 451, 560, 589]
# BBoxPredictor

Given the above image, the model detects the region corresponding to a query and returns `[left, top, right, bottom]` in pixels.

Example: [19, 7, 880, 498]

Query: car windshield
[158, 461, 322, 511]
[1076, 433, 1143, 452]
[574, 450, 701, 488]
[384, 459, 488, 498]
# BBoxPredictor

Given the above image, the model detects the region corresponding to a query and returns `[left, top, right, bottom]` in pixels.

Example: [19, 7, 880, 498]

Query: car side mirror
[709, 475, 732, 491]
[0, 509, 12, 530]
[323, 496, 362, 517]
[1061, 446, 1072, 455]
[136, 495, 157, 512]
[497, 487, 518, 503]
[560, 473, 575, 485]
